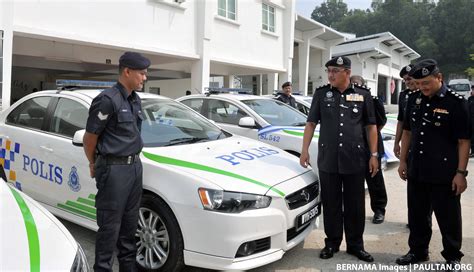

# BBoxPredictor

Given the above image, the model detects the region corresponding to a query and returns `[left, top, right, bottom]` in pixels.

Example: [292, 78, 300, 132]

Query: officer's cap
[325, 56, 351, 69]
[282, 81, 292, 88]
[119, 51, 151, 70]
[409, 59, 439, 79]
[399, 64, 414, 78]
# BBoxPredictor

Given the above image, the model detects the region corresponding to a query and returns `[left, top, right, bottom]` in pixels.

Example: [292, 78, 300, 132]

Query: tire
[136, 194, 184, 272]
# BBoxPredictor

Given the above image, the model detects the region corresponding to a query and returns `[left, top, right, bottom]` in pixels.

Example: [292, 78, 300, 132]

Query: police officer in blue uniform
[276, 81, 297, 108]
[397, 59, 469, 271]
[301, 56, 379, 262]
[394, 64, 418, 158]
[83, 51, 150, 271]
[350, 75, 388, 224]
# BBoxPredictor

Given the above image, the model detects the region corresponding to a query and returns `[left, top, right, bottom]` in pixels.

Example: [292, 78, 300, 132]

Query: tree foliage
[311, 0, 474, 76]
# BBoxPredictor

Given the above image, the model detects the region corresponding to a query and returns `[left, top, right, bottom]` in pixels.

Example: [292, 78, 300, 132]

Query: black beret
[325, 56, 351, 69]
[119, 51, 151, 70]
[282, 81, 292, 88]
[409, 59, 439, 79]
[399, 64, 414, 78]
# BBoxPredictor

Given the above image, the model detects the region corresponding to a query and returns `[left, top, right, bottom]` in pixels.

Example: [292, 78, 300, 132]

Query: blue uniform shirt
[403, 84, 470, 184]
[86, 82, 144, 156]
[308, 84, 376, 174]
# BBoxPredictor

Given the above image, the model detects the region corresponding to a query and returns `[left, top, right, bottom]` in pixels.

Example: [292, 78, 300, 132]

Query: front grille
[287, 223, 311, 242]
[285, 181, 319, 210]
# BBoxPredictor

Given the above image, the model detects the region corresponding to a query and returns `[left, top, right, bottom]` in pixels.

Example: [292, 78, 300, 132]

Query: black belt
[100, 154, 140, 165]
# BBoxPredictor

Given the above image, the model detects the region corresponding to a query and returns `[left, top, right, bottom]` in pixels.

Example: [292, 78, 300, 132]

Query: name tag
[346, 94, 364, 102]
[433, 108, 449, 114]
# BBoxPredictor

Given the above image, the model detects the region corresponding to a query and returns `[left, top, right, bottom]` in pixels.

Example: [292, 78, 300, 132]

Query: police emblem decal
[336, 57, 343, 65]
[421, 68, 429, 76]
[326, 91, 333, 98]
[68, 166, 81, 192]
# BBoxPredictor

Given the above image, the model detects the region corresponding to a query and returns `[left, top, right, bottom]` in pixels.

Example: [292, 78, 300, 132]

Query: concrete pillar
[258, 74, 263, 96]
[224, 75, 235, 88]
[267, 73, 278, 94]
[191, 0, 212, 93]
[396, 79, 402, 103]
[385, 76, 391, 105]
[298, 40, 310, 96]
[1, 1, 13, 108]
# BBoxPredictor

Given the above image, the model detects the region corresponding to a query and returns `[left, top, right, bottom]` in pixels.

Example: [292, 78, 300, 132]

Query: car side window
[181, 99, 204, 113]
[207, 99, 248, 125]
[49, 98, 88, 138]
[296, 102, 309, 115]
[6, 97, 51, 130]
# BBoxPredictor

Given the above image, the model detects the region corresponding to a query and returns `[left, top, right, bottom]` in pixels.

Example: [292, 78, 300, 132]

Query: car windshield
[450, 84, 470, 92]
[304, 98, 313, 104]
[141, 99, 226, 147]
[241, 99, 307, 126]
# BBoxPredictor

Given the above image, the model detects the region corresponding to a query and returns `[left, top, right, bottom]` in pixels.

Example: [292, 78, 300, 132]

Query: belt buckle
[127, 156, 132, 164]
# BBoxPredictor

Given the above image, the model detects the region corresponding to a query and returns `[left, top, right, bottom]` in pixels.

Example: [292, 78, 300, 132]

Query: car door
[205, 98, 258, 139]
[0, 96, 56, 203]
[44, 96, 97, 222]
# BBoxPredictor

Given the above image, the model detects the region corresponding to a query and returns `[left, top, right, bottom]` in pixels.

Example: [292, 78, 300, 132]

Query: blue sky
[296, 0, 372, 18]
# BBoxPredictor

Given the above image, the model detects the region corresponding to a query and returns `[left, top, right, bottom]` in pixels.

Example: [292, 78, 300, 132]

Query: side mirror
[72, 129, 86, 147]
[238, 117, 256, 128]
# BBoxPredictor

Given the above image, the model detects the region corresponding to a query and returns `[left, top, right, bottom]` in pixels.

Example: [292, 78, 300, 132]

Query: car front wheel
[136, 194, 184, 272]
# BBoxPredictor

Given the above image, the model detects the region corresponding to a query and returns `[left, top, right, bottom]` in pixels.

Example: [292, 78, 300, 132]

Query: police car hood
[141, 135, 312, 196]
[1, 181, 77, 270]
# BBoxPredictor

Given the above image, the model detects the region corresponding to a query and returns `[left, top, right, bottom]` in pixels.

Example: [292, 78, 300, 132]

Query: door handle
[40, 146, 54, 152]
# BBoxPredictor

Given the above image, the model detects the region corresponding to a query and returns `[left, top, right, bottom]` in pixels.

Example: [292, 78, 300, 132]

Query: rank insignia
[346, 94, 364, 102]
[326, 91, 333, 98]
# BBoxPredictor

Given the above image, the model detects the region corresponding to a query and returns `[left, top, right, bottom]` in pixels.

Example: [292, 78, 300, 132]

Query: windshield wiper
[291, 122, 307, 126]
[164, 137, 209, 146]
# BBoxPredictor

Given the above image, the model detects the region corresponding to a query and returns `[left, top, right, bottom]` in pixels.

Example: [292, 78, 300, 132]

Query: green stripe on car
[142, 151, 285, 197]
[283, 129, 319, 138]
[9, 187, 40, 272]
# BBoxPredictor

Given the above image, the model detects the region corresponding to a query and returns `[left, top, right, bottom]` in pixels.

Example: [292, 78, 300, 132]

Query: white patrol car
[177, 91, 320, 169]
[276, 93, 398, 164]
[0, 89, 321, 271]
[0, 178, 89, 271]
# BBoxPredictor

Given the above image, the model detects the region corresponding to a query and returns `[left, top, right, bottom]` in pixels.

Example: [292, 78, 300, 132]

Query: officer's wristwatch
[371, 152, 378, 157]
[456, 169, 468, 177]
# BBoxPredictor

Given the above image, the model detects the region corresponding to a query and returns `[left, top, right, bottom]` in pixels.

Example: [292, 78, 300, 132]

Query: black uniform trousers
[319, 171, 366, 251]
[407, 179, 463, 261]
[94, 158, 143, 272]
[365, 157, 388, 215]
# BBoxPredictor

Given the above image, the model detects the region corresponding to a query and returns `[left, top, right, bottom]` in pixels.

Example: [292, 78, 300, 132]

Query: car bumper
[175, 198, 319, 270]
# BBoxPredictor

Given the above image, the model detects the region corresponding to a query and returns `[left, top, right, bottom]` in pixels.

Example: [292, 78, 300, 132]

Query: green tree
[466, 54, 474, 78]
[310, 0, 348, 27]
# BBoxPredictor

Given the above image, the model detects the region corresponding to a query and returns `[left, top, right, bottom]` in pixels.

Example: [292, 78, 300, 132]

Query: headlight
[71, 243, 90, 272]
[198, 188, 271, 213]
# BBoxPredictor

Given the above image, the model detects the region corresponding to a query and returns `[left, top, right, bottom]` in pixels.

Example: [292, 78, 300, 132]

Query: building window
[218, 0, 236, 20]
[262, 3, 275, 32]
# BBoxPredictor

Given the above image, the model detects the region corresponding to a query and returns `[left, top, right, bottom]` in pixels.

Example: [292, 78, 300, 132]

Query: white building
[332, 32, 420, 104]
[0, 0, 299, 107]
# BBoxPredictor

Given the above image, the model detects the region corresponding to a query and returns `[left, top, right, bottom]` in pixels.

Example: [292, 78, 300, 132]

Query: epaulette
[446, 89, 465, 100]
[372, 96, 378, 100]
[407, 89, 419, 96]
[315, 84, 331, 92]
[352, 83, 370, 93]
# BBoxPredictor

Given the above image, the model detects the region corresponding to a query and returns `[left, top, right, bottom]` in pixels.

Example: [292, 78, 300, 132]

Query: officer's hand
[369, 157, 379, 178]
[393, 144, 401, 159]
[452, 174, 467, 196]
[89, 164, 95, 178]
[300, 151, 310, 168]
[398, 162, 408, 181]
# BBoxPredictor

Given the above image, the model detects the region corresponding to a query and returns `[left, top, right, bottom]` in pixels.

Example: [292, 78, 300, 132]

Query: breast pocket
[116, 111, 135, 136]
[431, 113, 449, 128]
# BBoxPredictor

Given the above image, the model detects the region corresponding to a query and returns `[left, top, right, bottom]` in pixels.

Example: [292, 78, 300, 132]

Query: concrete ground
[63, 159, 474, 272]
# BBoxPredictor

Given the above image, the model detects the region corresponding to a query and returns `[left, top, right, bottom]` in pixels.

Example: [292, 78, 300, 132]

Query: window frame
[47, 97, 89, 138]
[262, 3, 275, 33]
[5, 96, 54, 132]
[218, 0, 237, 21]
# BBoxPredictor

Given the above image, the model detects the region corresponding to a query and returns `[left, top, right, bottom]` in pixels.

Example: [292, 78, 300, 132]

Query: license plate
[296, 202, 321, 231]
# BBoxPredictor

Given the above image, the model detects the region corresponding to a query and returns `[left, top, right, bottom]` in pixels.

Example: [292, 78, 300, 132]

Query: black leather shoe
[396, 252, 429, 265]
[446, 260, 461, 272]
[372, 213, 385, 224]
[346, 249, 374, 262]
[319, 247, 339, 259]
